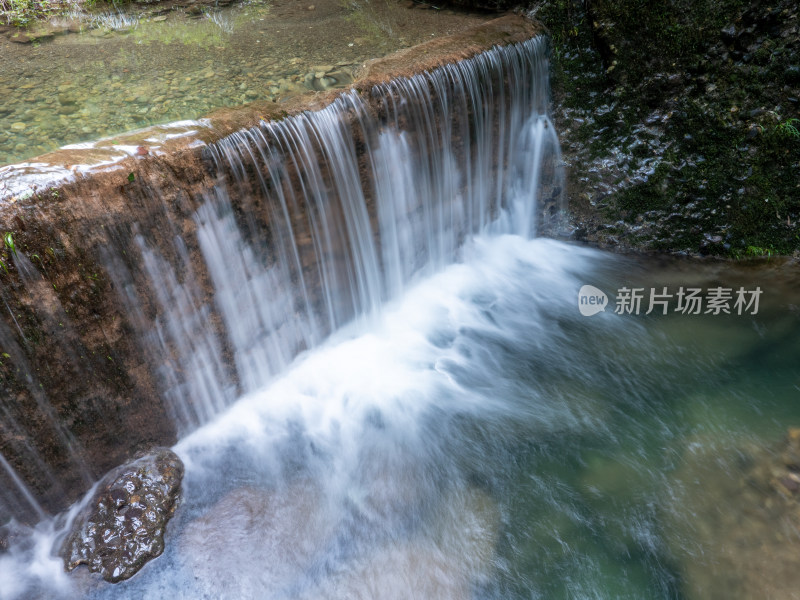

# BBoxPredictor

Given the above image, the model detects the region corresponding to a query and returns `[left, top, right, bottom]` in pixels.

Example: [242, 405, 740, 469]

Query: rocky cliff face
[521, 0, 799, 257]
[426, 0, 798, 257]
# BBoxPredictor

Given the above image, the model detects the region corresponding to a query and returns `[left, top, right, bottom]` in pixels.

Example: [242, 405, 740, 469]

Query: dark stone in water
[60, 448, 184, 583]
[303, 70, 353, 92]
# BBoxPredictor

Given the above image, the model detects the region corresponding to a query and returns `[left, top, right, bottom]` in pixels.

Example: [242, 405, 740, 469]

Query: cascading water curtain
[124, 35, 564, 435]
[0, 34, 562, 530]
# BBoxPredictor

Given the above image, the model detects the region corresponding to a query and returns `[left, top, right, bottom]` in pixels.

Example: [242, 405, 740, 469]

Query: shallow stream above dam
[0, 0, 484, 166]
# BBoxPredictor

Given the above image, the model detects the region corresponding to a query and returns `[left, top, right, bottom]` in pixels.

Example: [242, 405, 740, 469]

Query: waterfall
[0, 34, 562, 525]
[136, 36, 562, 433]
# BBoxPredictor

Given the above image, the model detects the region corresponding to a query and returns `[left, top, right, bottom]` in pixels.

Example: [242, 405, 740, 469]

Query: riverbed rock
[435, 485, 500, 580]
[300, 484, 500, 599]
[319, 540, 474, 600]
[0, 521, 25, 556]
[7, 32, 32, 43]
[180, 479, 335, 594]
[60, 448, 184, 583]
[665, 430, 800, 599]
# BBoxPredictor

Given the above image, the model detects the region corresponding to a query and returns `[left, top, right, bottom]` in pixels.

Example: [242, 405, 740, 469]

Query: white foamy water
[3, 216, 796, 600]
[0, 235, 628, 600]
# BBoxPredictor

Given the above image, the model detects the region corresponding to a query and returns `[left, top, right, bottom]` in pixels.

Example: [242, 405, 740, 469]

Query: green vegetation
[4, 232, 17, 256]
[745, 245, 774, 258]
[1, 0, 61, 26]
[539, 0, 799, 257]
[775, 118, 800, 140]
[1, 0, 192, 27]
[586, 0, 749, 80]
[0, 232, 15, 275]
[0, 0, 100, 26]
[729, 245, 775, 260]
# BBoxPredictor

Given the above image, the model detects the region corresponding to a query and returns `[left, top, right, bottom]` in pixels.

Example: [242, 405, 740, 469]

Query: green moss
[615, 166, 670, 215]
[540, 0, 799, 256]
[587, 0, 750, 84]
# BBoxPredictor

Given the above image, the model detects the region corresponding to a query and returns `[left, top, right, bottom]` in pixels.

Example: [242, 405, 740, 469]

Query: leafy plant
[1, 0, 89, 27]
[16, 189, 34, 202]
[745, 245, 773, 258]
[1, 0, 57, 26]
[3, 233, 16, 256]
[775, 118, 800, 139]
[31, 253, 50, 278]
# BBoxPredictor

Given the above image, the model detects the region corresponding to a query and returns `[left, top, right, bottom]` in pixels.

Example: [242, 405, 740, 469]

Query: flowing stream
[1, 29, 799, 600]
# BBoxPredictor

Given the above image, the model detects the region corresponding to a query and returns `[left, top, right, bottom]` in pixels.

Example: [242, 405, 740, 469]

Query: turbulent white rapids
[0, 36, 595, 599]
[4, 236, 635, 600]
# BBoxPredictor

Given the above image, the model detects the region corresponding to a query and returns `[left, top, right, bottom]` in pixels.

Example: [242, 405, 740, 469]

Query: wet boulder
[60, 448, 184, 583]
